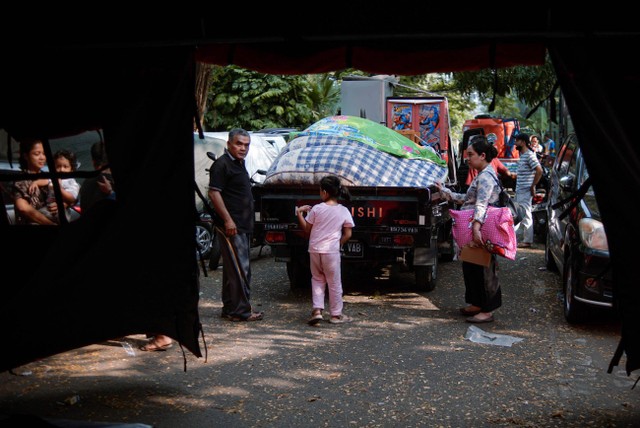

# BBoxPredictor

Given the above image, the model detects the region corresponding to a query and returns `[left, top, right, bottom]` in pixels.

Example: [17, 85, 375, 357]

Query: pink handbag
[450, 207, 517, 260]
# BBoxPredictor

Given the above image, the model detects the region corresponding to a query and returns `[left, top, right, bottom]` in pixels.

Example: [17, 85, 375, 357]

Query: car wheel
[208, 232, 222, 270]
[195, 221, 212, 260]
[544, 228, 558, 272]
[563, 250, 588, 323]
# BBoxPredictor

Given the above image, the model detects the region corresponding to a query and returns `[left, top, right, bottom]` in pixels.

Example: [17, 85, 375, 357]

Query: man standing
[208, 128, 264, 322]
[512, 133, 543, 248]
[543, 133, 556, 159]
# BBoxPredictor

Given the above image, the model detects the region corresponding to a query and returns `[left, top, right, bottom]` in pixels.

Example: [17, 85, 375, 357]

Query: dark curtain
[549, 37, 640, 375]
[0, 47, 203, 371]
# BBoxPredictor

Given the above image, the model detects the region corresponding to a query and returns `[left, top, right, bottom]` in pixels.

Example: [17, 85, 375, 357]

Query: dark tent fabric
[0, 47, 203, 370]
[548, 38, 640, 376]
[1, 14, 639, 376]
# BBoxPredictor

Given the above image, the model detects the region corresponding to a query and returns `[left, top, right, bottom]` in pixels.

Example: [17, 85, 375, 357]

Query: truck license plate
[343, 241, 363, 258]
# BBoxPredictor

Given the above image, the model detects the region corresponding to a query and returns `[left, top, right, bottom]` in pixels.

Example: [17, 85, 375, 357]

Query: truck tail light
[393, 235, 414, 246]
[265, 231, 286, 244]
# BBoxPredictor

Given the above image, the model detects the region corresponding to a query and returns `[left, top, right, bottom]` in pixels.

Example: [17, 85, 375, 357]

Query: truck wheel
[287, 252, 311, 290]
[415, 260, 437, 292]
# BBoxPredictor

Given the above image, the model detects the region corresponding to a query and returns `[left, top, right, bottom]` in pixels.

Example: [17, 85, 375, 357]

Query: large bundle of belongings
[263, 115, 449, 187]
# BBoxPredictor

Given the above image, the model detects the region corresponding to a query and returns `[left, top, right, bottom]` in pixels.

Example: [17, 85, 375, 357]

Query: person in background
[530, 134, 544, 159]
[512, 133, 543, 249]
[543, 133, 556, 159]
[79, 141, 115, 213]
[437, 135, 503, 323]
[208, 128, 264, 322]
[52, 149, 80, 205]
[31, 149, 81, 221]
[11, 139, 57, 225]
[296, 175, 355, 325]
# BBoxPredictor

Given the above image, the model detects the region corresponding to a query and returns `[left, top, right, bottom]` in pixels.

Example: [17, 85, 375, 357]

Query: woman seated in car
[11, 139, 58, 225]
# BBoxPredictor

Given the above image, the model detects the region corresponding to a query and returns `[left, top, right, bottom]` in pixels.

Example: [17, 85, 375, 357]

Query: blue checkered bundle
[264, 135, 449, 187]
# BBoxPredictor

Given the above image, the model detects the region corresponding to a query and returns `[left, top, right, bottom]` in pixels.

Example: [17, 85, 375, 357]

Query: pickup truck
[251, 115, 456, 292]
[253, 183, 451, 291]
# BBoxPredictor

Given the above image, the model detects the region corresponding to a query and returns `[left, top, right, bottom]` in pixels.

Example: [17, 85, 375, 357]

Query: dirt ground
[1, 244, 638, 427]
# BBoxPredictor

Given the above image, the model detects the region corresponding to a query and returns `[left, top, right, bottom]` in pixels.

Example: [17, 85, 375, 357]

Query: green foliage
[204, 55, 557, 142]
[304, 74, 341, 122]
[450, 53, 556, 106]
[204, 66, 317, 131]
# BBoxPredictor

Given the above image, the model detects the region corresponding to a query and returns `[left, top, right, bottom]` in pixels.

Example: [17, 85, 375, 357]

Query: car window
[558, 137, 577, 177]
[567, 145, 579, 179]
[1, 129, 102, 226]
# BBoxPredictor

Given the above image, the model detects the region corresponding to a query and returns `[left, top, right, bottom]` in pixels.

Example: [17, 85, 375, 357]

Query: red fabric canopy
[196, 42, 546, 75]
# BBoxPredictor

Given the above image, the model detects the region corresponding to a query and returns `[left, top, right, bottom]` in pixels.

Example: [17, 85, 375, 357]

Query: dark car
[544, 132, 613, 323]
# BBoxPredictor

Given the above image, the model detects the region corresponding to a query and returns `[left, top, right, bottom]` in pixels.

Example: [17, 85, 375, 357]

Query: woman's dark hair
[18, 139, 44, 171]
[469, 135, 498, 162]
[53, 149, 78, 171]
[320, 175, 351, 202]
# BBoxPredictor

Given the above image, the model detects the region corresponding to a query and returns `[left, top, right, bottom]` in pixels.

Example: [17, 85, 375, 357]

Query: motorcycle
[532, 155, 551, 241]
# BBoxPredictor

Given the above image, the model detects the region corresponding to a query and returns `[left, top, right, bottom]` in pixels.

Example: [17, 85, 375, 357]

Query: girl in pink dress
[296, 175, 355, 325]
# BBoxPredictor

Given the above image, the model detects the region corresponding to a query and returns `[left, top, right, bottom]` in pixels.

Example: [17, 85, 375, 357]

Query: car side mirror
[559, 174, 574, 191]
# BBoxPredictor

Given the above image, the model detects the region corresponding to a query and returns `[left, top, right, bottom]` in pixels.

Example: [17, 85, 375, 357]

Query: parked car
[0, 160, 21, 224]
[544, 132, 613, 323]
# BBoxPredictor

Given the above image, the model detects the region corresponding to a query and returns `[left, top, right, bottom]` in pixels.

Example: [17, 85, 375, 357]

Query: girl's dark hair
[469, 135, 498, 162]
[18, 139, 44, 171]
[53, 149, 78, 171]
[320, 175, 351, 202]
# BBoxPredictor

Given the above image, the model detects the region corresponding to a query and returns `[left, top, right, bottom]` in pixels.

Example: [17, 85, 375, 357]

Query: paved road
[1, 244, 638, 427]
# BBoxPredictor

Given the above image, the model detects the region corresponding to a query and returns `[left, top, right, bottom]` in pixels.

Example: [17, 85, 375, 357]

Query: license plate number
[343, 241, 363, 258]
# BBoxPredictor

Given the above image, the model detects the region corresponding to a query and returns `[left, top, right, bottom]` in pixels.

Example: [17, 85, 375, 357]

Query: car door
[547, 133, 579, 270]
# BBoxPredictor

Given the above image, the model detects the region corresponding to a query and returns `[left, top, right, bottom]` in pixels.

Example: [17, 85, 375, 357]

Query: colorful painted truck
[457, 115, 521, 191]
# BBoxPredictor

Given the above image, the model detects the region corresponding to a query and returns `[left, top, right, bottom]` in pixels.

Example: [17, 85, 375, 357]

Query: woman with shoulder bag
[436, 135, 502, 323]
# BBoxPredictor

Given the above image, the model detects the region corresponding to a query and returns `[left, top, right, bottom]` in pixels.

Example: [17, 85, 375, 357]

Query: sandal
[229, 312, 264, 322]
[139, 341, 173, 352]
[329, 314, 352, 324]
[459, 306, 481, 316]
[308, 311, 324, 326]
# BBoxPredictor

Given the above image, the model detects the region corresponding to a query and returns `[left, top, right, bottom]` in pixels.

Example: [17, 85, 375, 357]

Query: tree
[450, 53, 557, 109]
[203, 56, 556, 139]
[195, 62, 212, 130]
[304, 74, 341, 122]
[204, 66, 318, 131]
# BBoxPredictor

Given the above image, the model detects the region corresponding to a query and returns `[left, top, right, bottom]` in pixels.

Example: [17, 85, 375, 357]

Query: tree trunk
[194, 62, 212, 131]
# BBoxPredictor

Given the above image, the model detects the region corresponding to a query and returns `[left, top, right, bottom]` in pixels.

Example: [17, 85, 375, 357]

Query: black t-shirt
[79, 172, 114, 213]
[208, 152, 254, 233]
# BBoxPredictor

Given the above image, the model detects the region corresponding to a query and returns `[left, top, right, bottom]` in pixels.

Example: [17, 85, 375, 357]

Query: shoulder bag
[488, 172, 523, 226]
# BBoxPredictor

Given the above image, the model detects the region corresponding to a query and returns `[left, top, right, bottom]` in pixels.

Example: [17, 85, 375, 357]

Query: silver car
[0, 160, 21, 224]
